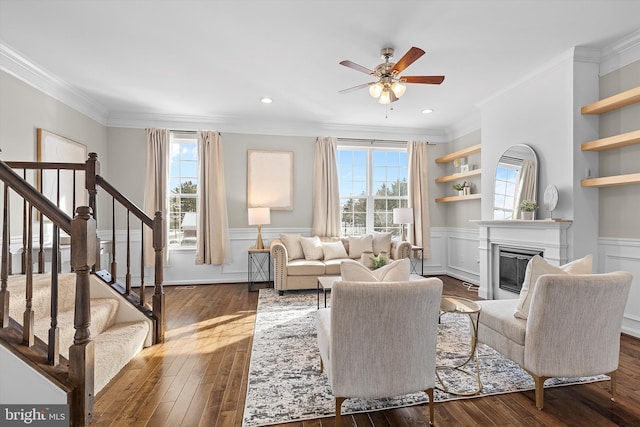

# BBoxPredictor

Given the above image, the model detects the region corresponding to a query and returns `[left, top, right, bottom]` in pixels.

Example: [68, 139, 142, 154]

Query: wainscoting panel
[444, 227, 480, 285]
[599, 237, 640, 338]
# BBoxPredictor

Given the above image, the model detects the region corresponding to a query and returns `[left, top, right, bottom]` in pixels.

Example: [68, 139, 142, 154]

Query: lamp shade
[393, 207, 413, 224]
[248, 207, 270, 225]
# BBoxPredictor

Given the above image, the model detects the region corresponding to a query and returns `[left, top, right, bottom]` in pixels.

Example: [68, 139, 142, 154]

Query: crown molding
[0, 41, 109, 125]
[599, 28, 640, 76]
[446, 109, 481, 141]
[108, 110, 450, 142]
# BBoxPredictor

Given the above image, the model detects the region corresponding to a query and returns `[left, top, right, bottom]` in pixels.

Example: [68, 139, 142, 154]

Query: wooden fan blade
[402, 75, 445, 84]
[339, 60, 375, 75]
[338, 82, 373, 94]
[391, 47, 425, 74]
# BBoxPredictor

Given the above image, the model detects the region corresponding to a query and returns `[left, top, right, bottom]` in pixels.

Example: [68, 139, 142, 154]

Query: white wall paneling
[443, 227, 480, 285]
[598, 237, 640, 338]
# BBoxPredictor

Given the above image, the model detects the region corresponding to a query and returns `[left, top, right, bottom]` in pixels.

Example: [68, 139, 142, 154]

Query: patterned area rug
[242, 289, 607, 427]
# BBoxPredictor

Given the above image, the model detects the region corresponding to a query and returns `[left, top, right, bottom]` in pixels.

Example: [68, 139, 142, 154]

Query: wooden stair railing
[1, 152, 165, 426]
[0, 160, 94, 426]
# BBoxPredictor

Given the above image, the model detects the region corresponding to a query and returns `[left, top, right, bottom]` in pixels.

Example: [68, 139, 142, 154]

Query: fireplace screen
[499, 247, 543, 294]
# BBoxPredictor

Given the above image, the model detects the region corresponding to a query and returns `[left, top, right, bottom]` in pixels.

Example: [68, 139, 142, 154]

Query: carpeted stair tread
[33, 298, 119, 359]
[94, 320, 150, 393]
[7, 273, 77, 321]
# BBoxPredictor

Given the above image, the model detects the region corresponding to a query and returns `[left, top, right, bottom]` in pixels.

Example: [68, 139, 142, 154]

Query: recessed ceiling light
[421, 108, 434, 114]
[260, 97, 273, 104]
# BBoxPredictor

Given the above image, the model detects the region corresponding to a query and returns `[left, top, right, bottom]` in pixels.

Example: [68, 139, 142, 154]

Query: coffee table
[436, 295, 483, 396]
[317, 274, 425, 309]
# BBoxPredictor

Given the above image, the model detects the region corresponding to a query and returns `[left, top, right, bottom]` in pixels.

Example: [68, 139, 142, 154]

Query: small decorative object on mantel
[543, 184, 559, 220]
[519, 200, 537, 220]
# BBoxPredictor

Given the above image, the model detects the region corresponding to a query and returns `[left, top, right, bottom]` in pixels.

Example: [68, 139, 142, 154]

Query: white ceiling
[1, 0, 640, 140]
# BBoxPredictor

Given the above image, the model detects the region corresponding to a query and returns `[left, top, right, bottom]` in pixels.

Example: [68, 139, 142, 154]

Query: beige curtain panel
[513, 159, 536, 217]
[408, 140, 431, 258]
[195, 131, 230, 265]
[143, 128, 170, 267]
[312, 136, 340, 237]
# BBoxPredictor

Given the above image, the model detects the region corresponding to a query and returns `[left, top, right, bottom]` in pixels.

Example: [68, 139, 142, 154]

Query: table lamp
[248, 207, 270, 249]
[393, 207, 414, 242]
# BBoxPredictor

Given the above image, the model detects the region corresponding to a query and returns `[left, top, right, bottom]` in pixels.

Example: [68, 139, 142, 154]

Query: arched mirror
[493, 144, 538, 219]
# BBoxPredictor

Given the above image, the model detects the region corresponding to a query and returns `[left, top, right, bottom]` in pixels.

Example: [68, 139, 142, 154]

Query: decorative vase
[521, 211, 534, 220]
[458, 190, 464, 196]
[463, 187, 470, 196]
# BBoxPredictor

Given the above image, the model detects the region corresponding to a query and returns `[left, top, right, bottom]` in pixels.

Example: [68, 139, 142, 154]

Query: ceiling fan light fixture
[369, 82, 384, 98]
[378, 90, 391, 105]
[391, 82, 406, 98]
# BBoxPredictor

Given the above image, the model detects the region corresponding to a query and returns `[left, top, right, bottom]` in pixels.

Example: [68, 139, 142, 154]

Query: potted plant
[519, 200, 537, 220]
[453, 182, 467, 196]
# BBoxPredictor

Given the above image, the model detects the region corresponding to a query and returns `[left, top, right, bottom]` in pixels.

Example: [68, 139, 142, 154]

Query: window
[168, 133, 198, 247]
[494, 163, 518, 219]
[337, 146, 408, 237]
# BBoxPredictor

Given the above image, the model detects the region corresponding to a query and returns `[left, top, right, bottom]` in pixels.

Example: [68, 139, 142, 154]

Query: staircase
[0, 154, 166, 426]
[7, 273, 152, 393]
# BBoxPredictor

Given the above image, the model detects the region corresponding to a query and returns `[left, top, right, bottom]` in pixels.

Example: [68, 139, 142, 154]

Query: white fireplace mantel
[471, 220, 573, 299]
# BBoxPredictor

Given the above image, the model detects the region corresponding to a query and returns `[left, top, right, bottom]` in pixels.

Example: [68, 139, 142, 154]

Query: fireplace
[498, 247, 543, 294]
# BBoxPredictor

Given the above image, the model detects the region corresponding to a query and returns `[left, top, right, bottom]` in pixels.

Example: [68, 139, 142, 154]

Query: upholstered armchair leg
[425, 388, 434, 425]
[531, 374, 549, 410]
[335, 397, 346, 427]
[609, 371, 617, 402]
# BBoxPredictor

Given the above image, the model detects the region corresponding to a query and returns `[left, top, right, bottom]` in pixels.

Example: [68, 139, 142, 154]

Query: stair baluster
[126, 210, 131, 295]
[1, 183, 9, 327]
[23, 203, 34, 346]
[38, 170, 44, 274]
[86, 153, 100, 273]
[48, 223, 60, 365]
[140, 223, 145, 304]
[110, 196, 117, 284]
[21, 170, 27, 274]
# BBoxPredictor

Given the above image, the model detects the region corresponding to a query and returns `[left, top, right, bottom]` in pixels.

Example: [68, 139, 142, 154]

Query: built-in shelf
[435, 144, 481, 163]
[581, 85, 640, 188]
[581, 173, 640, 188]
[581, 130, 640, 152]
[435, 193, 481, 203]
[581, 86, 640, 115]
[435, 168, 482, 183]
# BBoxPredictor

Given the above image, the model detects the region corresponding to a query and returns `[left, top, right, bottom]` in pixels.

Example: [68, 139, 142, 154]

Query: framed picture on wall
[37, 128, 87, 217]
[247, 150, 293, 210]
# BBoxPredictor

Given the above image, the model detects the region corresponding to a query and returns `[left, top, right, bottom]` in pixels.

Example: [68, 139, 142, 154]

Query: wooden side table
[248, 248, 271, 292]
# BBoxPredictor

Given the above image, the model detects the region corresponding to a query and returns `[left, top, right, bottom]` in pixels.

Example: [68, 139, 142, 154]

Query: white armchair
[477, 272, 632, 409]
[316, 278, 443, 426]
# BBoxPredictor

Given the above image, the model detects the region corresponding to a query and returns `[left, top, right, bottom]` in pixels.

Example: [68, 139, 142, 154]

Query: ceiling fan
[339, 47, 444, 104]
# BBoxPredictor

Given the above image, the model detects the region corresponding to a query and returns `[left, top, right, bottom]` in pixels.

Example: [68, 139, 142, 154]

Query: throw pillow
[372, 258, 411, 281]
[348, 234, 373, 259]
[279, 233, 304, 261]
[340, 259, 377, 282]
[322, 240, 348, 260]
[372, 231, 392, 256]
[300, 236, 324, 260]
[514, 254, 594, 320]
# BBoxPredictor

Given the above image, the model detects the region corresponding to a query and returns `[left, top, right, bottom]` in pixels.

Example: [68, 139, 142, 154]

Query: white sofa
[270, 234, 412, 294]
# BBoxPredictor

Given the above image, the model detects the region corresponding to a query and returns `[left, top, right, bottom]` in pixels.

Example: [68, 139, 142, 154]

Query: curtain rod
[336, 138, 434, 145]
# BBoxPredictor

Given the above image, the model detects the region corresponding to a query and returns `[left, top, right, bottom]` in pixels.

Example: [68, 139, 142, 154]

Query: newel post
[152, 211, 165, 343]
[69, 206, 96, 426]
[86, 153, 101, 272]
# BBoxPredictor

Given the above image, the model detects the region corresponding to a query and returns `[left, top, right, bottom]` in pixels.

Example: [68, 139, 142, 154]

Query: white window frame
[337, 145, 408, 237]
[168, 132, 198, 248]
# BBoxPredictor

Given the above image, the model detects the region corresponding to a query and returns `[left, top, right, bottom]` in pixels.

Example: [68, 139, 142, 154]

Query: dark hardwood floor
[91, 276, 640, 426]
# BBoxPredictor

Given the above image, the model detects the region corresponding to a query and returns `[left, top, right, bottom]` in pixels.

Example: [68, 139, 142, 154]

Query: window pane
[168, 135, 198, 247]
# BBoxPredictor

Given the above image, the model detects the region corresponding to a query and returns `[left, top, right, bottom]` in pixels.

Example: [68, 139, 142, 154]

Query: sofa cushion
[324, 258, 350, 275]
[287, 259, 326, 276]
[348, 235, 373, 259]
[514, 254, 593, 320]
[300, 236, 324, 260]
[478, 299, 526, 346]
[372, 231, 392, 256]
[280, 233, 304, 261]
[322, 240, 348, 260]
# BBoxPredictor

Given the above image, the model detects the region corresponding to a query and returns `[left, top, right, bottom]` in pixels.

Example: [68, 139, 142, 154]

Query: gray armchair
[316, 278, 443, 426]
[477, 272, 632, 409]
